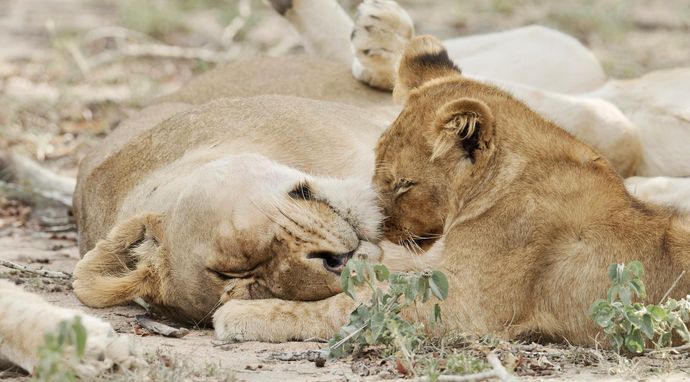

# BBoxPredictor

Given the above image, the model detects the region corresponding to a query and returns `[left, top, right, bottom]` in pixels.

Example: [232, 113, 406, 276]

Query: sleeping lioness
[71, 58, 395, 325]
[209, 36, 690, 346]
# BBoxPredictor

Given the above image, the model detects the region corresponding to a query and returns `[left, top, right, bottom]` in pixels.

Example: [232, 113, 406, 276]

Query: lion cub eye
[288, 181, 314, 200]
[394, 178, 415, 196]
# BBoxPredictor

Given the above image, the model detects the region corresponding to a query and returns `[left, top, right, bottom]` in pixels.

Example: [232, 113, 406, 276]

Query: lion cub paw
[351, 0, 415, 90]
[73, 316, 144, 377]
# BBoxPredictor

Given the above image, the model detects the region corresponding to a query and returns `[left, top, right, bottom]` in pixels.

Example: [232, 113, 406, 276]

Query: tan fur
[372, 36, 690, 344]
[72, 57, 388, 327]
[208, 38, 690, 347]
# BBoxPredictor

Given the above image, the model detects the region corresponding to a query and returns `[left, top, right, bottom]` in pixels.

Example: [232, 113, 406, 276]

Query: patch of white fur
[313, 176, 383, 242]
[625, 176, 690, 212]
[445, 25, 607, 94]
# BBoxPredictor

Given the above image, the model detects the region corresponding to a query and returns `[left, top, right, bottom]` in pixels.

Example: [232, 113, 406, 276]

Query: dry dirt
[1, 0, 690, 381]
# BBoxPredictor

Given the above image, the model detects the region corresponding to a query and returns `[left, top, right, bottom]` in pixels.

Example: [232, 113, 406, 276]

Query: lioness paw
[73, 316, 144, 378]
[351, 0, 414, 90]
[213, 300, 276, 342]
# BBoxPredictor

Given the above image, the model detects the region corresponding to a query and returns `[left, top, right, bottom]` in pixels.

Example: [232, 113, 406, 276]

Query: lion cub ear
[394, 35, 461, 103]
[429, 98, 495, 163]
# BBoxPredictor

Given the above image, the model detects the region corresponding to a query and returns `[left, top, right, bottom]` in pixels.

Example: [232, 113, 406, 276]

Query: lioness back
[75, 56, 392, 255]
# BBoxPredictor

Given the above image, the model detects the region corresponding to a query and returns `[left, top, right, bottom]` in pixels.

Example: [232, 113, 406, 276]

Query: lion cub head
[374, 36, 497, 247]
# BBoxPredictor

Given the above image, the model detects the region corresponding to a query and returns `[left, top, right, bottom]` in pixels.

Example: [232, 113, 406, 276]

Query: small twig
[416, 351, 516, 382]
[41, 224, 76, 233]
[660, 270, 686, 304]
[328, 324, 366, 350]
[0, 259, 71, 279]
[269, 350, 327, 362]
[135, 315, 190, 338]
[303, 336, 328, 343]
[88, 43, 236, 68]
[646, 343, 690, 355]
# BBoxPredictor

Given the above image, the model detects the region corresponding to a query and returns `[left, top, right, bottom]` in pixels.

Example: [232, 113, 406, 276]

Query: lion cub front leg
[213, 293, 357, 343]
[351, 0, 415, 90]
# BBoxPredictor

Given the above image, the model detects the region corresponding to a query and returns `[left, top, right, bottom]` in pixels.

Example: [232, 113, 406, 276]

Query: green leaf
[607, 263, 619, 283]
[72, 317, 87, 358]
[627, 261, 644, 279]
[429, 271, 449, 300]
[624, 329, 645, 353]
[619, 287, 632, 305]
[641, 314, 654, 339]
[630, 279, 647, 299]
[352, 261, 366, 284]
[370, 312, 386, 342]
[647, 305, 667, 321]
[433, 303, 442, 323]
[608, 285, 620, 303]
[373, 264, 390, 282]
[417, 276, 431, 303]
[340, 265, 354, 299]
[593, 308, 615, 328]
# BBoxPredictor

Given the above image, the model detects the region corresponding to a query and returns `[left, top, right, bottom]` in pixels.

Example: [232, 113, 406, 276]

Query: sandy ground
[1, 0, 690, 381]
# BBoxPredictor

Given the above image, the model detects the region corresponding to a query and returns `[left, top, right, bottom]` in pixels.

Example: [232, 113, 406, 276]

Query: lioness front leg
[351, 0, 415, 90]
[268, 0, 354, 65]
[0, 280, 141, 376]
[213, 293, 357, 342]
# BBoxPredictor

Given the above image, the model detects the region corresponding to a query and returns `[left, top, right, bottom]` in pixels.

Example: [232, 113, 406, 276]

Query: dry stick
[659, 270, 686, 304]
[88, 43, 236, 68]
[135, 315, 190, 338]
[0, 259, 71, 279]
[416, 351, 516, 382]
[646, 343, 690, 355]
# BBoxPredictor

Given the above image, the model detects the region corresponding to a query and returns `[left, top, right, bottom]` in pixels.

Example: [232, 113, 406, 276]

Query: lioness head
[74, 153, 383, 324]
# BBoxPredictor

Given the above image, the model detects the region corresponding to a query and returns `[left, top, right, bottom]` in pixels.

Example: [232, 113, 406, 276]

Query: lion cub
[212, 36, 690, 347]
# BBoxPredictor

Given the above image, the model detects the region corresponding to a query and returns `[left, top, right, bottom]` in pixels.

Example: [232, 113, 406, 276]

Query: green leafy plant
[328, 260, 449, 367]
[589, 261, 690, 353]
[31, 316, 88, 382]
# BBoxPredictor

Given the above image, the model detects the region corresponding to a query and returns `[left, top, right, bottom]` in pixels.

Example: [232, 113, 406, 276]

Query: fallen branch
[646, 343, 690, 355]
[0, 259, 72, 279]
[89, 43, 236, 68]
[416, 352, 516, 382]
[269, 350, 327, 362]
[135, 315, 190, 338]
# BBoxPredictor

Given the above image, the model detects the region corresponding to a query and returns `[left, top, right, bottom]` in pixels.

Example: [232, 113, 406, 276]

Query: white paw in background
[72, 316, 144, 378]
[351, 0, 414, 90]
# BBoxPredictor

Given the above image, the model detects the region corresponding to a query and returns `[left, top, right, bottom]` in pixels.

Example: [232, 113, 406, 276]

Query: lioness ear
[73, 213, 166, 308]
[429, 98, 495, 163]
[394, 35, 461, 103]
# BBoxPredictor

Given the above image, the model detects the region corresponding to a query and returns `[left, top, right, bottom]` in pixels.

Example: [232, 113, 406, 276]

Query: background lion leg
[267, 0, 353, 65]
[73, 213, 164, 308]
[0, 280, 141, 375]
[213, 293, 357, 342]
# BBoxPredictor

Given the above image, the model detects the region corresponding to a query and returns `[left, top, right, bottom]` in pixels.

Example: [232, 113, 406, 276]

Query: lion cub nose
[353, 241, 383, 263]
